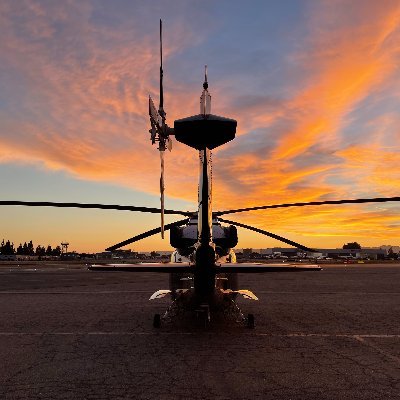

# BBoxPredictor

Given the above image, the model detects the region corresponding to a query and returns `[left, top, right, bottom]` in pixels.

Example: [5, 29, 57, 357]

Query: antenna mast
[200, 65, 211, 115]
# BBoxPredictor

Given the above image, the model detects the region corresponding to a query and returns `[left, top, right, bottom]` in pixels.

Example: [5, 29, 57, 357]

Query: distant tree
[46, 245, 52, 256]
[150, 251, 160, 258]
[52, 246, 61, 256]
[1, 240, 15, 255]
[27, 240, 34, 255]
[343, 242, 361, 249]
[16, 243, 23, 255]
[35, 245, 46, 256]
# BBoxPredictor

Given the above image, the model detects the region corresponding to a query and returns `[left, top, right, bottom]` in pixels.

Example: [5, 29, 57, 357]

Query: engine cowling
[170, 222, 238, 260]
[170, 225, 196, 256]
[213, 225, 238, 253]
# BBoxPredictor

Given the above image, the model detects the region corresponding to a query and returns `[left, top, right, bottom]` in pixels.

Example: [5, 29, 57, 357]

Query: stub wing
[88, 262, 321, 273]
[216, 263, 321, 273]
[221, 289, 259, 300]
[88, 263, 192, 273]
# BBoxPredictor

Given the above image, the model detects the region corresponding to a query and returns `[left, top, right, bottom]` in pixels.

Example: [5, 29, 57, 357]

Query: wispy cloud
[216, 1, 400, 202]
[0, 0, 208, 197]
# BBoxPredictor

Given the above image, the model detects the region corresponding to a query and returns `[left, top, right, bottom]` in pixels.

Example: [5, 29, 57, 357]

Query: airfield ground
[0, 262, 399, 399]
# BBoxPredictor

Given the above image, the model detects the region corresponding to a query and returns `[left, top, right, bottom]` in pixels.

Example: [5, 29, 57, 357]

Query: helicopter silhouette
[1, 20, 400, 328]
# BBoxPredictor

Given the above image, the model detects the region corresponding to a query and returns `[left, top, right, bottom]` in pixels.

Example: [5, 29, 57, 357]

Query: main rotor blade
[105, 218, 189, 251]
[160, 150, 165, 239]
[215, 196, 400, 216]
[0, 201, 192, 216]
[159, 18, 164, 112]
[218, 217, 314, 252]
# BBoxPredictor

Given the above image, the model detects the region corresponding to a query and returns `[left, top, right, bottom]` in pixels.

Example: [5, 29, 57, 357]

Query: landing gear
[153, 313, 161, 328]
[151, 288, 256, 328]
[246, 313, 255, 329]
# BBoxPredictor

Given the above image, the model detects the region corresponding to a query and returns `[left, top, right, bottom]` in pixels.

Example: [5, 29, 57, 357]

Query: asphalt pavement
[0, 263, 399, 399]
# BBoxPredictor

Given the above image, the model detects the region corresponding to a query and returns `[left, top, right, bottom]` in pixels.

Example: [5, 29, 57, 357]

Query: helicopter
[1, 20, 400, 328]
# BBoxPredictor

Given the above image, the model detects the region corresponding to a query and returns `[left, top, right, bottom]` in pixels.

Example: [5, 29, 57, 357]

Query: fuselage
[172, 78, 237, 297]
[192, 147, 218, 295]
[184, 147, 236, 296]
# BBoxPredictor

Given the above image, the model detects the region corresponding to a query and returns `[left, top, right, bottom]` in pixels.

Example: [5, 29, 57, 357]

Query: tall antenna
[204, 65, 208, 89]
[200, 65, 211, 115]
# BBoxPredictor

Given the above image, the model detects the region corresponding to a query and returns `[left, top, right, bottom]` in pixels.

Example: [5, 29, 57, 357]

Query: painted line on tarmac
[0, 290, 399, 295]
[256, 291, 400, 295]
[0, 332, 399, 338]
[354, 335, 400, 364]
[0, 290, 151, 294]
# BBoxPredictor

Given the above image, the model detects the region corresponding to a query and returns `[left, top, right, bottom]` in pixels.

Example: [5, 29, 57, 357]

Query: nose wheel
[195, 304, 211, 327]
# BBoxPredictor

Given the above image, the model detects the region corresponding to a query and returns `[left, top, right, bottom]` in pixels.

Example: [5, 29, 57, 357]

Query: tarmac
[0, 262, 399, 399]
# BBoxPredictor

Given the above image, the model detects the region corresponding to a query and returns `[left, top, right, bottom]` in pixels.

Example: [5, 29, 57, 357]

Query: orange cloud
[214, 2, 400, 206]
[211, 2, 400, 249]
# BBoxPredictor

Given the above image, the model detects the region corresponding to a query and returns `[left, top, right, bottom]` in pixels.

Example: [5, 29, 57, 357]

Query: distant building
[380, 245, 400, 254]
[95, 250, 139, 260]
[60, 252, 80, 260]
[236, 247, 386, 260]
[0, 254, 16, 261]
[320, 248, 385, 260]
[242, 248, 252, 257]
[156, 251, 173, 257]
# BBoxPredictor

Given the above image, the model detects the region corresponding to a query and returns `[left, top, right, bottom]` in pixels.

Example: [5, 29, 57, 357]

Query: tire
[153, 313, 161, 328]
[227, 273, 238, 291]
[247, 313, 255, 329]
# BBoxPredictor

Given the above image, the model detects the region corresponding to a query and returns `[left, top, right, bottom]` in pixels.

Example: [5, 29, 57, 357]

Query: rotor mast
[198, 148, 212, 246]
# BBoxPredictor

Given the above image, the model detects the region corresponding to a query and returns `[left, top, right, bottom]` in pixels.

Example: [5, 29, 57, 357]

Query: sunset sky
[1, 0, 400, 252]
